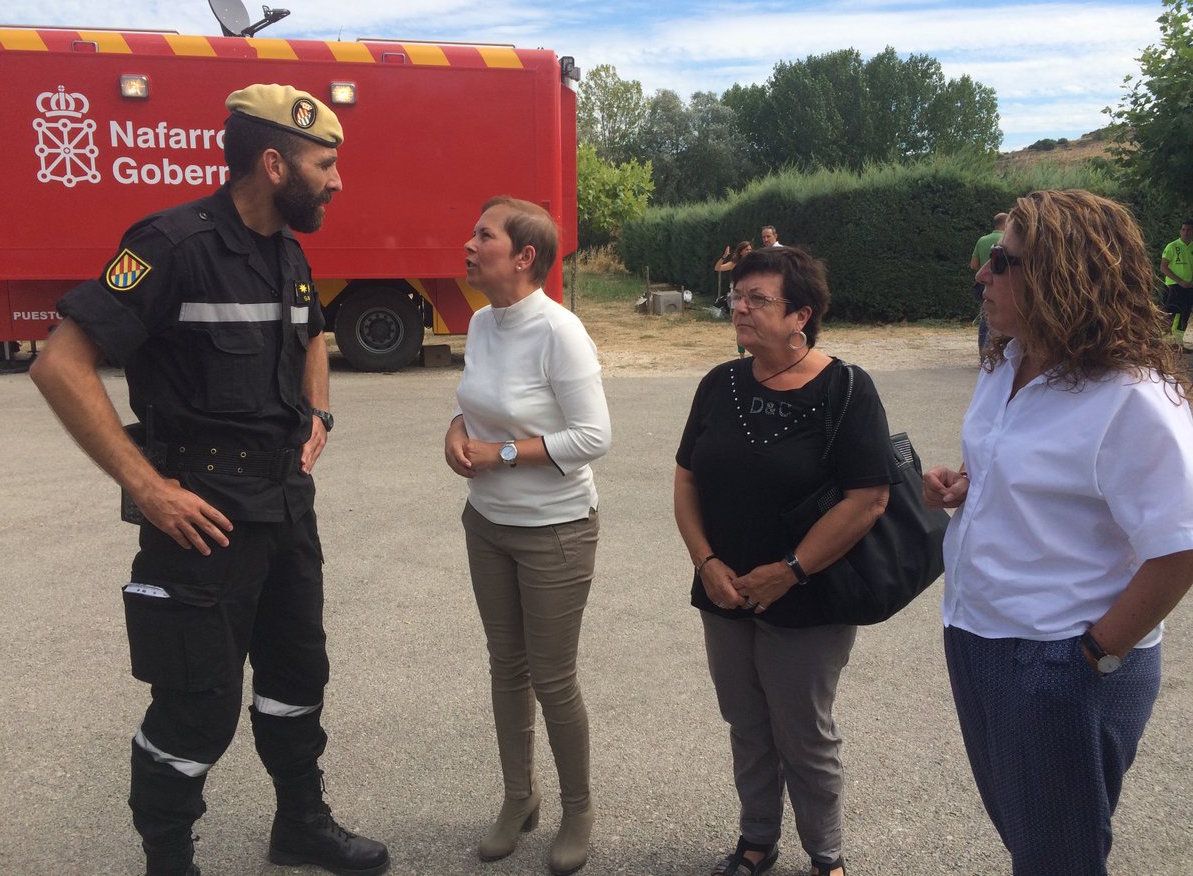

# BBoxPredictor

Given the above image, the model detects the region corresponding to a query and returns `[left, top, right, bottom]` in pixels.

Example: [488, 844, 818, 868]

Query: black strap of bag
[776, 363, 950, 626]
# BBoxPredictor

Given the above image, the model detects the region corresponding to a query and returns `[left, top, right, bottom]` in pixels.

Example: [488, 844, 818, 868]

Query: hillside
[998, 128, 1116, 169]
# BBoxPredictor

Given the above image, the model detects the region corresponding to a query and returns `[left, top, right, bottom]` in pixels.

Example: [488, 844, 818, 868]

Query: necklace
[753, 347, 810, 384]
[729, 356, 821, 447]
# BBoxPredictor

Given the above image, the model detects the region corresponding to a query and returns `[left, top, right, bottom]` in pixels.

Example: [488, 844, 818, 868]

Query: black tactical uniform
[57, 183, 370, 873]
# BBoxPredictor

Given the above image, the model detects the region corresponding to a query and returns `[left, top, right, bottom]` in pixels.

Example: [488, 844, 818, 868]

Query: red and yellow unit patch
[105, 248, 152, 291]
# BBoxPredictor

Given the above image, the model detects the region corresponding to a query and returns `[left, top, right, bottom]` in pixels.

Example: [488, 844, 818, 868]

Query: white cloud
[2, 0, 1165, 143]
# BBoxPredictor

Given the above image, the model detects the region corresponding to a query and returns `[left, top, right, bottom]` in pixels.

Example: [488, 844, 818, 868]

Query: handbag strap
[820, 362, 855, 463]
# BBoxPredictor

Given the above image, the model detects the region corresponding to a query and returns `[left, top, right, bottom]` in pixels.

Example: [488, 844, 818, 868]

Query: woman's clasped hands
[444, 417, 512, 478]
[700, 558, 797, 614]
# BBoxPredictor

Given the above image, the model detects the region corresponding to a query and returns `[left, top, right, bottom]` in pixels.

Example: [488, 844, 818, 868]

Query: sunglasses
[989, 244, 1023, 275]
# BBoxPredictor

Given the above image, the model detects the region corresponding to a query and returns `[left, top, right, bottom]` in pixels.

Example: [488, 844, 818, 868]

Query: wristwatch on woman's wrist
[499, 441, 518, 468]
[1081, 629, 1122, 675]
[784, 552, 810, 585]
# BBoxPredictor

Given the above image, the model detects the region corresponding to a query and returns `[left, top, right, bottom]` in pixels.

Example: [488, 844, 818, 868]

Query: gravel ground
[0, 342, 1189, 876]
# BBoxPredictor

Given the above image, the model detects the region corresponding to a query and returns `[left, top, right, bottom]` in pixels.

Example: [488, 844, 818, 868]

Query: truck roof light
[329, 82, 357, 105]
[120, 75, 150, 99]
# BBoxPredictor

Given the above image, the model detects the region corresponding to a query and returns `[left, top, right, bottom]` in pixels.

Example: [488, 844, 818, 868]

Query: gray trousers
[463, 502, 599, 814]
[702, 612, 857, 863]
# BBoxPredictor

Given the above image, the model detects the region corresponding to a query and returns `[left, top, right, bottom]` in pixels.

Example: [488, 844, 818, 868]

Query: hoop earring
[787, 329, 808, 351]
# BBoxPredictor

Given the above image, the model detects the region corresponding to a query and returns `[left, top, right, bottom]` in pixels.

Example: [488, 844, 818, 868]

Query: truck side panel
[0, 30, 576, 345]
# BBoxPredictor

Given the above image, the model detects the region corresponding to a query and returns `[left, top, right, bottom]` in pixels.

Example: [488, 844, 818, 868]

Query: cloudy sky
[4, 0, 1168, 150]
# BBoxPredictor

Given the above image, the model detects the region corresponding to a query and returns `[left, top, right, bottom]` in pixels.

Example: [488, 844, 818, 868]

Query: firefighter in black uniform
[30, 84, 389, 876]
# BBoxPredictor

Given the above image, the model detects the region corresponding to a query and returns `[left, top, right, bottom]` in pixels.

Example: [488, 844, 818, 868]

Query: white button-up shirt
[942, 340, 1193, 644]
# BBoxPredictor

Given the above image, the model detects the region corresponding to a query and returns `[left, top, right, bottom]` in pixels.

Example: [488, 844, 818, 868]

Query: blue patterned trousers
[944, 625, 1161, 876]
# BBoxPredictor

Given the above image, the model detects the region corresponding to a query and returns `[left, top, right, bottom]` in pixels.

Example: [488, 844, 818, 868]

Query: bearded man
[30, 84, 389, 876]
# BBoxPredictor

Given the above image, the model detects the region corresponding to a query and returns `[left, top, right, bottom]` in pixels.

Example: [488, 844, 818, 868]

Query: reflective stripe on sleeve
[134, 728, 213, 777]
[178, 302, 281, 322]
[290, 306, 309, 324]
[253, 692, 321, 717]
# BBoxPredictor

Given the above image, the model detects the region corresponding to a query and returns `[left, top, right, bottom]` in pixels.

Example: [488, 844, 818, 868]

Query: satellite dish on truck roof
[209, 0, 290, 37]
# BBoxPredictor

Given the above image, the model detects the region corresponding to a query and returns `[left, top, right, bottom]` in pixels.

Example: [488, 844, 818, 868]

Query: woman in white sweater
[445, 197, 612, 875]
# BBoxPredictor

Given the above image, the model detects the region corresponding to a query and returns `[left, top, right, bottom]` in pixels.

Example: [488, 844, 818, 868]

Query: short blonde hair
[482, 196, 559, 286]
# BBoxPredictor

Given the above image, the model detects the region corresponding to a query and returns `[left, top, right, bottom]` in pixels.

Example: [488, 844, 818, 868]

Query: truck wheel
[333, 286, 425, 372]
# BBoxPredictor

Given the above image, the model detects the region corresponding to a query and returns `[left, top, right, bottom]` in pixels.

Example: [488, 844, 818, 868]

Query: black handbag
[777, 364, 950, 626]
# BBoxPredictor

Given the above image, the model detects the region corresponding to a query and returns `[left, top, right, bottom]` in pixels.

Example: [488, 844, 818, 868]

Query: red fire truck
[0, 12, 578, 371]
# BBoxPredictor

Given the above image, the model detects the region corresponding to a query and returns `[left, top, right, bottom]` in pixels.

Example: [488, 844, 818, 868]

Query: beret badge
[291, 98, 317, 130]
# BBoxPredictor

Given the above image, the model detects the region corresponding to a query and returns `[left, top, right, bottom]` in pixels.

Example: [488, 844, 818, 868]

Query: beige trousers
[462, 502, 599, 814]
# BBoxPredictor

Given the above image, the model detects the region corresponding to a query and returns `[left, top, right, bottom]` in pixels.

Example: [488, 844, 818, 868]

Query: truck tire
[333, 285, 425, 372]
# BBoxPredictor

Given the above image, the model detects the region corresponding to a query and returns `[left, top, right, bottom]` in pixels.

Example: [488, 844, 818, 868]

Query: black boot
[143, 836, 200, 876]
[268, 768, 390, 875]
[130, 740, 207, 876]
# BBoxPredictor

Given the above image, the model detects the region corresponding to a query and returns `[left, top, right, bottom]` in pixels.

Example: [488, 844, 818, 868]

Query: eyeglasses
[727, 290, 788, 310]
[989, 245, 1023, 275]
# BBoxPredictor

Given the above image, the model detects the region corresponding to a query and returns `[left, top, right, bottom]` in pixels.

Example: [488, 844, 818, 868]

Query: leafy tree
[1109, 0, 1193, 209]
[576, 144, 653, 248]
[681, 92, 755, 199]
[723, 47, 1001, 173]
[577, 64, 648, 165]
[631, 90, 754, 204]
[924, 75, 1001, 154]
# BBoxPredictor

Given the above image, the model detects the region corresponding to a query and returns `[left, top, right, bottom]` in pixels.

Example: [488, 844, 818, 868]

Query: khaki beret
[225, 83, 343, 147]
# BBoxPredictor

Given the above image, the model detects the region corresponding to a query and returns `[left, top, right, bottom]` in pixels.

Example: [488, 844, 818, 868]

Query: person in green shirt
[969, 212, 1008, 352]
[1161, 220, 1193, 350]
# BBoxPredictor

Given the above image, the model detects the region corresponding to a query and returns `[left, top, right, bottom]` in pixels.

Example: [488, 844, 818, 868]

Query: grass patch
[568, 269, 645, 304]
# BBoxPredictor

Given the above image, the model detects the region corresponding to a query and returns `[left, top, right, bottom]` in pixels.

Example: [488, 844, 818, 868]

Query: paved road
[1, 360, 1189, 875]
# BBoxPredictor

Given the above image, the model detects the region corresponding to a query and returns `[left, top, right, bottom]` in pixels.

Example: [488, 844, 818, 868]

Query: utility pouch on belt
[121, 412, 163, 525]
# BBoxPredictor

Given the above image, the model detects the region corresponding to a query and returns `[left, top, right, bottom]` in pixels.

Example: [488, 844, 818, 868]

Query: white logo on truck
[34, 86, 101, 187]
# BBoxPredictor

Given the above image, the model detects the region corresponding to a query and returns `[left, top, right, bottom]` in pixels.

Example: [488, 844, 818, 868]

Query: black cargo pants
[121, 508, 330, 846]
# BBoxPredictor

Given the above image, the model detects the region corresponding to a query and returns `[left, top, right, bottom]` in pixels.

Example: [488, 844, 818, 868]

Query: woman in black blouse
[674, 246, 896, 876]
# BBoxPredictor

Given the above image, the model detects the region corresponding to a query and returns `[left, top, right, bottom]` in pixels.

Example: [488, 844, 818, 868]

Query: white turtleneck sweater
[454, 289, 612, 526]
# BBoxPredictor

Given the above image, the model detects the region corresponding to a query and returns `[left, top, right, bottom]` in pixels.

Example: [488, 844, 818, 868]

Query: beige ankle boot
[548, 806, 594, 875]
[478, 788, 541, 862]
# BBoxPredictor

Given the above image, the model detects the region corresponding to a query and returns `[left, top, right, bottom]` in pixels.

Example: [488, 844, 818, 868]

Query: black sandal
[809, 856, 846, 875]
[712, 836, 779, 875]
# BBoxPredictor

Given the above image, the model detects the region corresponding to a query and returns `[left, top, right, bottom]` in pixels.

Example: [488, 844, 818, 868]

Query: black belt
[156, 442, 298, 481]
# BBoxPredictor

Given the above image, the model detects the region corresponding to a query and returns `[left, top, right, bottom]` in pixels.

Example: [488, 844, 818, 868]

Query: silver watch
[499, 441, 518, 468]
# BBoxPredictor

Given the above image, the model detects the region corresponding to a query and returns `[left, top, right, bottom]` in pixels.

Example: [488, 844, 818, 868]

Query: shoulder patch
[105, 248, 152, 292]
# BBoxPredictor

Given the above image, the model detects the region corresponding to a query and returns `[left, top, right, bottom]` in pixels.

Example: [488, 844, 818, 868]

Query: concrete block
[420, 344, 452, 367]
[649, 289, 683, 315]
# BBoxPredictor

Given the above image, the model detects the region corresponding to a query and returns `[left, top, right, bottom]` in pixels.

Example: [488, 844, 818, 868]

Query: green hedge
[621, 154, 1152, 321]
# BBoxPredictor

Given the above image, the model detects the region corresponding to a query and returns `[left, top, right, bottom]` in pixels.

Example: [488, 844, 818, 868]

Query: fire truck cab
[0, 9, 578, 371]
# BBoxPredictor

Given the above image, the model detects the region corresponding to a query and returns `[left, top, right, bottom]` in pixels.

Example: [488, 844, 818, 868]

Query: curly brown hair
[984, 189, 1188, 396]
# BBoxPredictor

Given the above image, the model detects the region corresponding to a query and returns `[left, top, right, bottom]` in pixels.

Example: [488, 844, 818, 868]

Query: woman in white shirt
[445, 196, 611, 875]
[924, 189, 1193, 875]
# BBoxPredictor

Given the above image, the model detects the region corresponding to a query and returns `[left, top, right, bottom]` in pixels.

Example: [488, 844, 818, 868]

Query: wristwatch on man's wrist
[499, 441, 518, 468]
[311, 407, 334, 433]
[1080, 629, 1122, 675]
